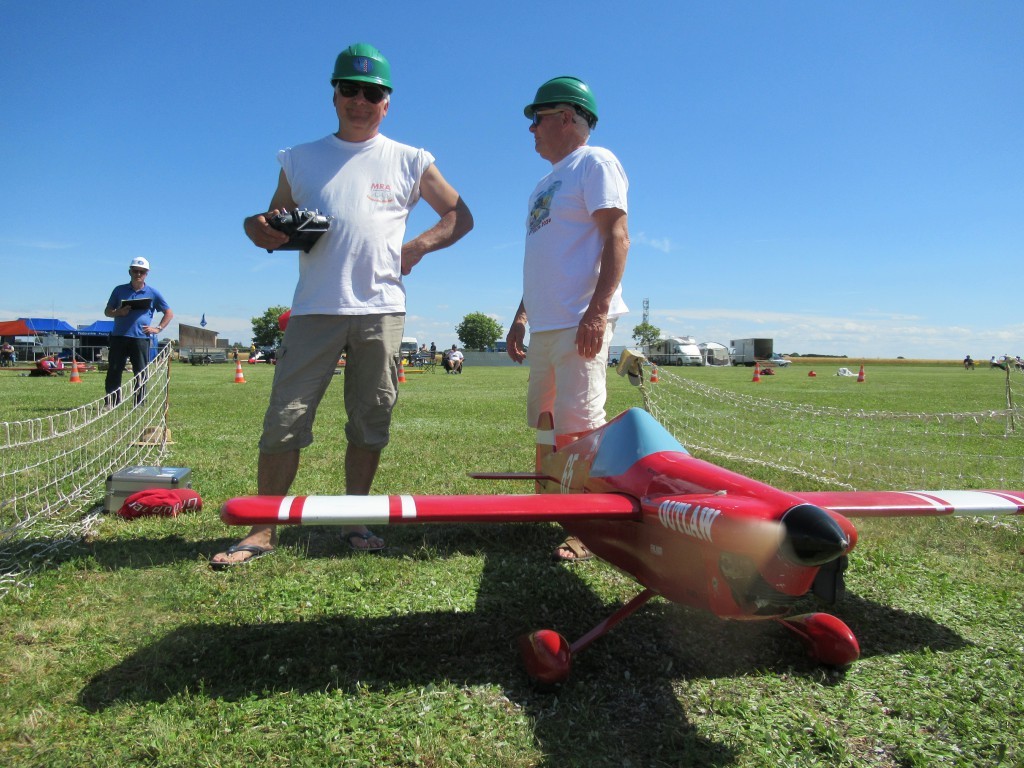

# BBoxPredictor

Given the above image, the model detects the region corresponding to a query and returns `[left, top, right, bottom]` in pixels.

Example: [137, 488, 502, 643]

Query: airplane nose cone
[780, 504, 851, 566]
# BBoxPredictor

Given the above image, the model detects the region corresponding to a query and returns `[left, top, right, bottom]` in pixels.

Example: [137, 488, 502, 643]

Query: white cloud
[5, 239, 78, 250]
[633, 232, 672, 254]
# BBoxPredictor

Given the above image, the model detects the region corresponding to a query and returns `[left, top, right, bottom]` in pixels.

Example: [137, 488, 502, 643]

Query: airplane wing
[220, 493, 640, 527]
[468, 472, 548, 481]
[797, 490, 1024, 518]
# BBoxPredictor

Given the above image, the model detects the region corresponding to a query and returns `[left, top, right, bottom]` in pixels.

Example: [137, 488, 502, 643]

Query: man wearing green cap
[506, 76, 630, 562]
[212, 44, 473, 568]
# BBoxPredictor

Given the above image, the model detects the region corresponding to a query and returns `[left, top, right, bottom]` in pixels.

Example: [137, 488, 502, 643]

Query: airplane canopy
[590, 408, 688, 479]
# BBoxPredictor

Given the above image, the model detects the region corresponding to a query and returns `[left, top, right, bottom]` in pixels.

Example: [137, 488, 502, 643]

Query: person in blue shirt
[103, 256, 173, 406]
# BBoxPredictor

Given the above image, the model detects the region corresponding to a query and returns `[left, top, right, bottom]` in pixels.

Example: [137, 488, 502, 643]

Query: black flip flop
[209, 543, 274, 570]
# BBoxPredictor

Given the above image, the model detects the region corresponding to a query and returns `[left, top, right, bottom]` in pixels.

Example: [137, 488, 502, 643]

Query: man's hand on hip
[506, 320, 528, 364]
[575, 313, 607, 359]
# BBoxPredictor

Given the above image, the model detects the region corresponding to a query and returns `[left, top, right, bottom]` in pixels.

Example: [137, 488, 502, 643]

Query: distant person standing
[505, 76, 630, 562]
[104, 257, 173, 406]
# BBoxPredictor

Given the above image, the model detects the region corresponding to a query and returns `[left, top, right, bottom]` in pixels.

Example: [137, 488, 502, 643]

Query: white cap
[129, 257, 150, 271]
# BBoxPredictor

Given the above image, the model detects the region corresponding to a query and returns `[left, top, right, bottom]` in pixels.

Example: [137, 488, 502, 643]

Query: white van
[399, 337, 419, 361]
[646, 337, 703, 366]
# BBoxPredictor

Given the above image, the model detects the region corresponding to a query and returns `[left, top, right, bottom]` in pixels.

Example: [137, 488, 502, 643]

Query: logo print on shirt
[368, 182, 395, 204]
[527, 180, 561, 235]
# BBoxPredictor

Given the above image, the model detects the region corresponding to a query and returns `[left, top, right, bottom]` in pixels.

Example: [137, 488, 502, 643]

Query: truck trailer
[729, 338, 773, 366]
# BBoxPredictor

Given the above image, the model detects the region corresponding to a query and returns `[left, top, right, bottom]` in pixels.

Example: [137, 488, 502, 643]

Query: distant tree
[251, 305, 291, 347]
[457, 312, 503, 351]
[631, 321, 661, 349]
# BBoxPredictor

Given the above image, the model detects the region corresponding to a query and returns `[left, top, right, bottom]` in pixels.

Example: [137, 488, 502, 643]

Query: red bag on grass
[117, 488, 203, 520]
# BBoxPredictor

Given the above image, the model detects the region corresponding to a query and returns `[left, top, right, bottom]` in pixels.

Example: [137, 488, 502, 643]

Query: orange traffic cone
[752, 363, 761, 383]
[649, 365, 659, 383]
[857, 364, 865, 383]
[808, 370, 817, 378]
[234, 361, 246, 384]
[398, 361, 406, 383]
[69, 361, 82, 383]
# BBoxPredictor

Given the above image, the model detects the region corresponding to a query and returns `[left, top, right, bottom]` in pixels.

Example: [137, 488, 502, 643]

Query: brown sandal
[554, 535, 593, 562]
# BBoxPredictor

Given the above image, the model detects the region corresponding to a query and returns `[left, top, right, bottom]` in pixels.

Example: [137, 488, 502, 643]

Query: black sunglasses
[530, 104, 597, 129]
[334, 81, 389, 104]
[530, 108, 568, 127]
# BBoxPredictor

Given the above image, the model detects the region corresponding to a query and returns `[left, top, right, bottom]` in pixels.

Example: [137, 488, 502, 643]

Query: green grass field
[1, 363, 1022, 767]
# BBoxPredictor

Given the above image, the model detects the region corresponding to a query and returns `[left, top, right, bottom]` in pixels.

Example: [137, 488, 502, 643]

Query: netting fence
[4, 351, 1023, 599]
[0, 345, 171, 598]
[633, 359, 1024, 493]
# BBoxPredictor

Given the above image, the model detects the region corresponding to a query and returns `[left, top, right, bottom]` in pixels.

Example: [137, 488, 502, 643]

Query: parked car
[248, 347, 277, 364]
[768, 353, 791, 367]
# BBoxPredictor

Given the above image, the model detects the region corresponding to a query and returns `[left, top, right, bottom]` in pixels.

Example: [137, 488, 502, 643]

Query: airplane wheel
[778, 613, 860, 667]
[519, 630, 572, 684]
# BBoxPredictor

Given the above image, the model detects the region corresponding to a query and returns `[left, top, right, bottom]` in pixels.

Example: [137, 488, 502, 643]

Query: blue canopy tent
[21, 318, 77, 334]
[73, 320, 118, 361]
[0, 317, 81, 363]
[75, 319, 160, 362]
[75, 320, 115, 337]
[0, 318, 76, 336]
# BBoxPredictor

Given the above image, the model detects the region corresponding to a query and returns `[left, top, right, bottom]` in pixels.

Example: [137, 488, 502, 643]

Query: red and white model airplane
[220, 406, 1024, 684]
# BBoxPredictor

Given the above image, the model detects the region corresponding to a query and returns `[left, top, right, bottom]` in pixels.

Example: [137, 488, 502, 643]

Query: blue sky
[3, 1, 1021, 359]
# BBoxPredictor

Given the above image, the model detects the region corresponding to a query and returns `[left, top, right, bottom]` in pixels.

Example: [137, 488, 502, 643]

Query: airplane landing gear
[777, 612, 860, 666]
[520, 588, 657, 684]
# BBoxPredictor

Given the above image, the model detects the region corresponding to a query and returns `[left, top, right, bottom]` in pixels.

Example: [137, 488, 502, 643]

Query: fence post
[1006, 362, 1015, 434]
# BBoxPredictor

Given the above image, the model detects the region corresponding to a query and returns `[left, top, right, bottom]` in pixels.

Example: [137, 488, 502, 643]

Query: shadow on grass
[77, 544, 737, 766]
[649, 590, 970, 681]
[77, 616, 730, 764]
[72, 524, 970, 674]
[38, 520, 970, 675]
[76, 524, 969, 766]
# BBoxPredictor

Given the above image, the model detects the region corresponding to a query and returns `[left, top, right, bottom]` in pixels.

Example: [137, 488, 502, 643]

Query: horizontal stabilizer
[799, 490, 1024, 518]
[221, 493, 640, 527]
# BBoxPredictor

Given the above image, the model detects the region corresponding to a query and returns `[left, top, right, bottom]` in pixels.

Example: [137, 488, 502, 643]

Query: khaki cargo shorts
[259, 313, 405, 453]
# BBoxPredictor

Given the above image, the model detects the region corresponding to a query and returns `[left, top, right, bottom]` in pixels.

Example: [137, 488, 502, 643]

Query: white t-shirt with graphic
[523, 145, 629, 333]
[279, 133, 434, 315]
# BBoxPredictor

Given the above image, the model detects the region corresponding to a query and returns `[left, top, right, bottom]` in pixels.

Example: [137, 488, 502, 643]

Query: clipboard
[120, 298, 153, 310]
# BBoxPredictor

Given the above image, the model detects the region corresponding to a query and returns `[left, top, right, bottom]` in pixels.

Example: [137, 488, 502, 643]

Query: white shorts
[526, 319, 616, 435]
